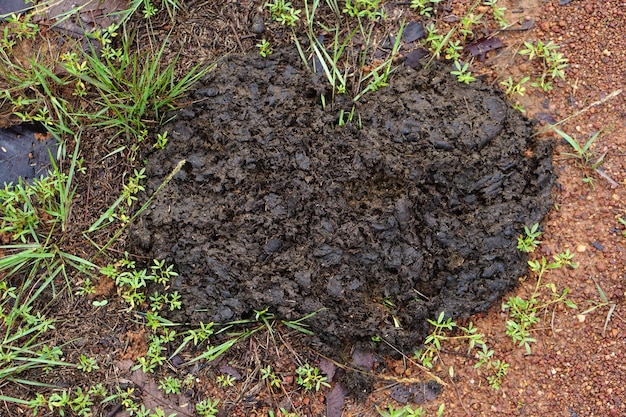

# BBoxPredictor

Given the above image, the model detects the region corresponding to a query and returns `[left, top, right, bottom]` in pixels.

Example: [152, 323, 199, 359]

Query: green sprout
[517, 223, 542, 253]
[256, 39, 273, 57]
[295, 364, 330, 392]
[451, 60, 476, 84]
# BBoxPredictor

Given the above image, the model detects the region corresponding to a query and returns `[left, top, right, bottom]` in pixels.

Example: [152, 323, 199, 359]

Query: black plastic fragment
[0, 124, 58, 187]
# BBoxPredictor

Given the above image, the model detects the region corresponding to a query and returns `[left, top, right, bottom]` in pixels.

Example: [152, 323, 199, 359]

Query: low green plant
[99, 253, 180, 311]
[153, 131, 169, 149]
[503, 250, 578, 354]
[295, 363, 330, 392]
[445, 39, 463, 61]
[256, 39, 273, 57]
[93, 299, 108, 307]
[266, 0, 302, 26]
[298, 0, 403, 103]
[410, 0, 443, 18]
[77, 354, 100, 373]
[196, 398, 219, 417]
[301, 0, 357, 97]
[517, 223, 542, 253]
[500, 76, 529, 98]
[519, 40, 568, 91]
[551, 127, 605, 185]
[415, 311, 486, 369]
[3, 12, 39, 43]
[377, 404, 423, 417]
[134, 333, 168, 373]
[578, 278, 616, 337]
[102, 387, 141, 414]
[0, 139, 98, 402]
[352, 21, 404, 102]
[23, 384, 109, 417]
[2, 7, 208, 142]
[159, 376, 183, 394]
[216, 374, 236, 387]
[475, 344, 509, 389]
[551, 127, 601, 166]
[69, 24, 211, 145]
[412, 311, 509, 390]
[268, 408, 300, 417]
[120, 0, 182, 22]
[423, 22, 444, 53]
[484, 0, 507, 28]
[261, 365, 282, 388]
[76, 277, 96, 296]
[486, 359, 509, 389]
[450, 60, 476, 84]
[343, 0, 386, 20]
[459, 12, 483, 38]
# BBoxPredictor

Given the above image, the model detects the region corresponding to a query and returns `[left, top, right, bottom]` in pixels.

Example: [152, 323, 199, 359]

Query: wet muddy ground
[131, 49, 554, 353]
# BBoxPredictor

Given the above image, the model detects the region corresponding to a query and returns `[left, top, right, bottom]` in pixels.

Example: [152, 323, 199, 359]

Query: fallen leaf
[326, 383, 347, 417]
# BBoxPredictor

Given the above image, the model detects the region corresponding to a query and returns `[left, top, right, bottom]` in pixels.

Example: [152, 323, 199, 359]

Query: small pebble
[591, 241, 605, 251]
[251, 14, 265, 34]
[576, 244, 587, 253]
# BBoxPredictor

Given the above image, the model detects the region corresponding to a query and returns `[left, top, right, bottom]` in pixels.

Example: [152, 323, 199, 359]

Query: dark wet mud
[131, 49, 554, 353]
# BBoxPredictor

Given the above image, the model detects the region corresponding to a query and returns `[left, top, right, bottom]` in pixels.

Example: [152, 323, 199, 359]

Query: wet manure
[130, 49, 554, 353]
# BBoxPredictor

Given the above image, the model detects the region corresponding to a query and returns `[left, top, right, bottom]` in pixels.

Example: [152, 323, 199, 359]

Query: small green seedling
[451, 60, 476, 84]
[216, 374, 236, 387]
[504, 250, 577, 354]
[517, 223, 542, 253]
[266, 0, 301, 26]
[551, 127, 601, 166]
[415, 311, 487, 370]
[76, 278, 96, 296]
[519, 40, 568, 91]
[158, 376, 183, 395]
[343, 0, 386, 20]
[475, 345, 509, 390]
[196, 398, 219, 417]
[376, 404, 426, 417]
[77, 354, 100, 373]
[484, 0, 507, 28]
[445, 39, 463, 61]
[578, 277, 617, 337]
[500, 76, 529, 98]
[261, 365, 282, 388]
[153, 131, 169, 149]
[295, 364, 330, 392]
[256, 39, 273, 57]
[410, 0, 443, 18]
[459, 12, 483, 38]
[268, 408, 299, 417]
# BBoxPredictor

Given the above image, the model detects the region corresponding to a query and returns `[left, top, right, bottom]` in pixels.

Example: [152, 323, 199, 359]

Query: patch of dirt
[130, 48, 554, 354]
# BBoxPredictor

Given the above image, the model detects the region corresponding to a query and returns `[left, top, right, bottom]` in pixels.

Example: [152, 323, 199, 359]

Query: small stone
[251, 14, 265, 34]
[576, 244, 587, 253]
[576, 314, 586, 323]
[596, 262, 607, 272]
